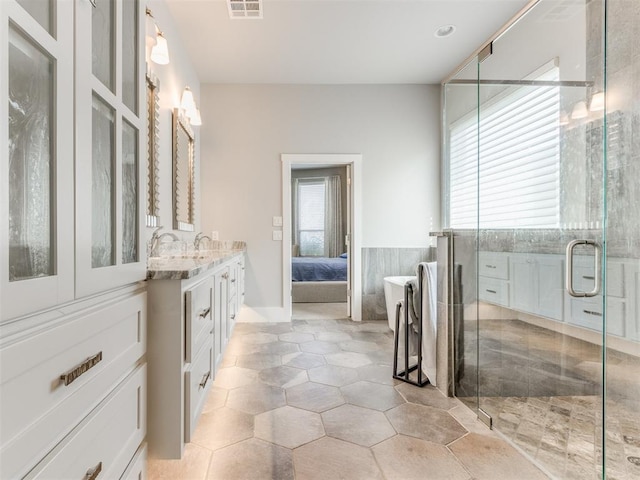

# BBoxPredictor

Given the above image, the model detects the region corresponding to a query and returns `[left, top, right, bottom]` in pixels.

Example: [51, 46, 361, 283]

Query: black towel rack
[392, 263, 429, 387]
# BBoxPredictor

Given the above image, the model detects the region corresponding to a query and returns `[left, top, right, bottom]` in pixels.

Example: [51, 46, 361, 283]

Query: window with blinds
[449, 68, 560, 229]
[297, 180, 326, 256]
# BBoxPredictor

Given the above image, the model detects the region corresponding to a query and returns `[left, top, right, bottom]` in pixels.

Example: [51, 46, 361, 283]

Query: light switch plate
[273, 230, 283, 241]
[211, 231, 219, 240]
[273, 216, 283, 227]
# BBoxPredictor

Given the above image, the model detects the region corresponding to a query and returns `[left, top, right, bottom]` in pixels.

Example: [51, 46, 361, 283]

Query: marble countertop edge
[146, 249, 245, 280]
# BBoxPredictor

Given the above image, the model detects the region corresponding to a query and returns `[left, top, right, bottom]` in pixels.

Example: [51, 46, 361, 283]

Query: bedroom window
[297, 180, 325, 256]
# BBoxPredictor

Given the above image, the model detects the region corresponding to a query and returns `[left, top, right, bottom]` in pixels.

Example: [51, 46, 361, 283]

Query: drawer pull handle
[485, 264, 496, 269]
[583, 309, 603, 317]
[199, 307, 211, 319]
[583, 275, 595, 280]
[222, 272, 229, 279]
[231, 314, 236, 320]
[85, 461, 102, 480]
[199, 371, 212, 389]
[231, 278, 236, 283]
[60, 352, 103, 386]
[486, 289, 497, 294]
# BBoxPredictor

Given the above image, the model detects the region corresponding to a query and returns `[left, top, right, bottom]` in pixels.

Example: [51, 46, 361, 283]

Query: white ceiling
[165, 0, 532, 85]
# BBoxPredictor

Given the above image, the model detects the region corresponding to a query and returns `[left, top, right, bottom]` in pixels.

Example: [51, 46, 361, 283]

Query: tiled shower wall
[361, 247, 435, 320]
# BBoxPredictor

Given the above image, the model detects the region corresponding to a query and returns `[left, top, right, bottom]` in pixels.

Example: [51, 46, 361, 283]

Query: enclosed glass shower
[443, 0, 640, 478]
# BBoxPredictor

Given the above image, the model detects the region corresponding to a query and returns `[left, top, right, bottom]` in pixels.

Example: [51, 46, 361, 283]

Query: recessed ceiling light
[434, 25, 456, 38]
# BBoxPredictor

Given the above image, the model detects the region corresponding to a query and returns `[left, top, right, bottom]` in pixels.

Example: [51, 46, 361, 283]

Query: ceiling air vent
[227, 0, 263, 19]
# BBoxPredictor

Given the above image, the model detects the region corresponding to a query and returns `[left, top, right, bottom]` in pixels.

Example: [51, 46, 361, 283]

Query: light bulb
[150, 32, 170, 65]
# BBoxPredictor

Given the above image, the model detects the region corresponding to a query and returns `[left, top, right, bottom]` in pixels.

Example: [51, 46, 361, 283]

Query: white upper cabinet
[1, 0, 146, 321]
[75, 0, 146, 297]
[0, 0, 75, 320]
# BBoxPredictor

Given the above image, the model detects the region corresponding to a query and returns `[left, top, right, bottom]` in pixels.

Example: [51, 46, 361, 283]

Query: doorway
[281, 154, 362, 322]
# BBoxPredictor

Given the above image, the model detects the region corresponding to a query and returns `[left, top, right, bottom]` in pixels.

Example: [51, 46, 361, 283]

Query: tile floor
[147, 304, 549, 480]
[456, 318, 640, 480]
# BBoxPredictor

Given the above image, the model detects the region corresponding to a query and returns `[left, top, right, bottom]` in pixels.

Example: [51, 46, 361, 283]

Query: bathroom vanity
[478, 251, 640, 348]
[146, 245, 245, 459]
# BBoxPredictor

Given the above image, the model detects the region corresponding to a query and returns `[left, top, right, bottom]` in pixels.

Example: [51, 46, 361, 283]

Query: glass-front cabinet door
[0, 0, 75, 320]
[75, 0, 146, 296]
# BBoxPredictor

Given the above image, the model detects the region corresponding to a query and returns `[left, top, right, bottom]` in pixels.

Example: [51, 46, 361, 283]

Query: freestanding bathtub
[383, 276, 416, 331]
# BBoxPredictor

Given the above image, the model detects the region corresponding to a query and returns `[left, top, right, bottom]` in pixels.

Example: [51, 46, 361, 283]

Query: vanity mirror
[146, 71, 160, 227]
[172, 108, 195, 231]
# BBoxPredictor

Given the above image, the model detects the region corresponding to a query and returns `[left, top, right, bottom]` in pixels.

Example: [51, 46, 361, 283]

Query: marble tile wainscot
[146, 246, 246, 459]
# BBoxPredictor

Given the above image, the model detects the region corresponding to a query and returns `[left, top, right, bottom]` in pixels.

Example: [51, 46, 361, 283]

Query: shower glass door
[475, 0, 608, 478]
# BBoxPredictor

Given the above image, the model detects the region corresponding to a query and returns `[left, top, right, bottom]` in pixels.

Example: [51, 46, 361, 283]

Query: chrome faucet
[149, 227, 179, 257]
[194, 232, 212, 252]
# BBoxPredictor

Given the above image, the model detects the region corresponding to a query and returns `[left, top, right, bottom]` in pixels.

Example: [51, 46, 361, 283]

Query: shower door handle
[565, 239, 601, 297]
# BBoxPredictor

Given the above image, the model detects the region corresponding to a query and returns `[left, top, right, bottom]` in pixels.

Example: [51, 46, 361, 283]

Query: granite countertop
[147, 243, 245, 280]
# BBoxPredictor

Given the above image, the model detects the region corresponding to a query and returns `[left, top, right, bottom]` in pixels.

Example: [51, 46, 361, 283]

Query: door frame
[281, 154, 362, 322]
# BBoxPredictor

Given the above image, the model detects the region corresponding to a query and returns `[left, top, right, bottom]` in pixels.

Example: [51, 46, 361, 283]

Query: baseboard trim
[236, 306, 290, 323]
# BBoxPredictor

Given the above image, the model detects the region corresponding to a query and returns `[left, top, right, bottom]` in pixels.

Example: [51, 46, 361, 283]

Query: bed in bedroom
[292, 256, 348, 303]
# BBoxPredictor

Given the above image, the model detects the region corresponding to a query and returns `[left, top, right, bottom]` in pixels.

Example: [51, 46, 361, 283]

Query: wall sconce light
[150, 30, 170, 65]
[181, 87, 197, 116]
[180, 87, 202, 126]
[145, 8, 157, 47]
[190, 109, 202, 126]
[571, 100, 588, 120]
[589, 91, 605, 112]
[147, 8, 170, 65]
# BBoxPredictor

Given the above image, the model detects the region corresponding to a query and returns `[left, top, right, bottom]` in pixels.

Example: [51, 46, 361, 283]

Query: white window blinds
[297, 180, 325, 256]
[449, 68, 560, 229]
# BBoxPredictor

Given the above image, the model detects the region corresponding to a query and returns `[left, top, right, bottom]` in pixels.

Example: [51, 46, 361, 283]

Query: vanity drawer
[185, 343, 213, 442]
[0, 293, 146, 480]
[478, 277, 510, 307]
[569, 297, 625, 336]
[24, 365, 146, 479]
[479, 253, 509, 280]
[185, 278, 213, 363]
[121, 443, 147, 480]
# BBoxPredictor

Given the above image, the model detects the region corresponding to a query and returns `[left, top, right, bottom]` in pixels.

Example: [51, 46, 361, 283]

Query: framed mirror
[146, 71, 160, 227]
[172, 108, 195, 231]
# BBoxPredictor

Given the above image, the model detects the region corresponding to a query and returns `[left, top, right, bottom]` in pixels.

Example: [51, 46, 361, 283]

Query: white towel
[395, 261, 438, 386]
[418, 261, 438, 386]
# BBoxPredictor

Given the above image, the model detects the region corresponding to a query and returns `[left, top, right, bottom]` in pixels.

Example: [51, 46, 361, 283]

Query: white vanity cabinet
[479, 251, 637, 342]
[478, 252, 510, 307]
[147, 252, 245, 459]
[508, 253, 564, 321]
[0, 0, 147, 478]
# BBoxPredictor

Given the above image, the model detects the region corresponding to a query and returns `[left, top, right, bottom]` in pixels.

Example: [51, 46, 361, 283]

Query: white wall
[145, 0, 201, 238]
[199, 84, 441, 309]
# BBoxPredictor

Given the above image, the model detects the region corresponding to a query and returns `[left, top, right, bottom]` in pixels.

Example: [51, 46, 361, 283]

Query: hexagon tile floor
[147, 312, 550, 480]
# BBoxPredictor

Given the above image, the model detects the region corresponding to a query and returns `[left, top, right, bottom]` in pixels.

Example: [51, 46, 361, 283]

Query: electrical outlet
[273, 216, 283, 227]
[211, 231, 219, 240]
[273, 230, 283, 241]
